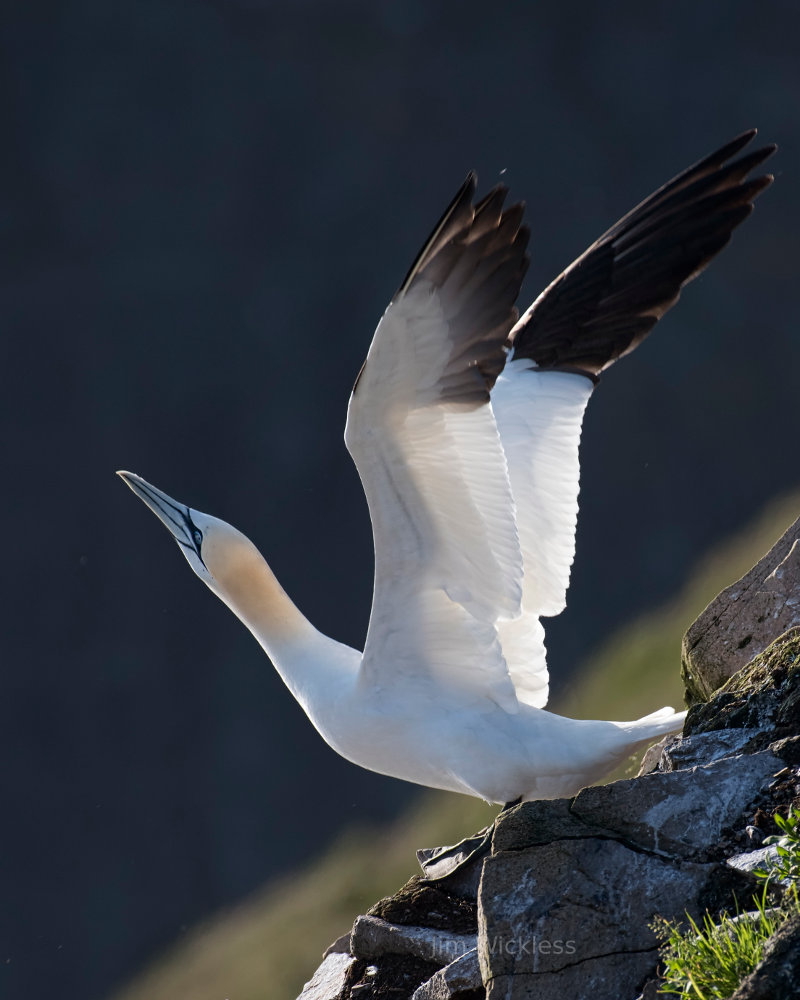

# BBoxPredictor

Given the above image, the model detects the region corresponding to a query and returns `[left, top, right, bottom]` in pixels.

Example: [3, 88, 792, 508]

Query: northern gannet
[120, 131, 773, 809]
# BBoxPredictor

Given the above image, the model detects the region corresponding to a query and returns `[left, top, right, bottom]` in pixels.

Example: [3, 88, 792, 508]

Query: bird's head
[116, 471, 263, 600]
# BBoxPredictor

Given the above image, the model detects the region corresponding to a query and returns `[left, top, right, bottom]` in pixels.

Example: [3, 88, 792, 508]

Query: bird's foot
[416, 825, 494, 881]
[416, 797, 523, 881]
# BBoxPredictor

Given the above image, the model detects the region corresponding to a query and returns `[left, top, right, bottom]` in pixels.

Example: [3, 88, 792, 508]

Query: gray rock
[682, 515, 800, 704]
[726, 844, 780, 875]
[571, 751, 779, 858]
[351, 914, 476, 968]
[637, 734, 674, 776]
[475, 744, 776, 998]
[411, 948, 482, 999]
[486, 950, 659, 1000]
[367, 875, 478, 932]
[491, 796, 602, 852]
[658, 728, 765, 771]
[634, 981, 661, 1000]
[723, 907, 783, 932]
[495, 751, 778, 861]
[322, 931, 352, 959]
[478, 837, 734, 986]
[769, 733, 800, 765]
[296, 952, 355, 1000]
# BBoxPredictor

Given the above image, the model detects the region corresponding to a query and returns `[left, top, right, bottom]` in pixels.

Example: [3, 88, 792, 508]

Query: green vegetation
[108, 492, 800, 1000]
[654, 894, 786, 1000]
[756, 807, 800, 890]
[654, 808, 800, 999]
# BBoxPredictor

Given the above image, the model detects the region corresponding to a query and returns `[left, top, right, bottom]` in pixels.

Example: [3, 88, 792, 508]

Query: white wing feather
[491, 361, 594, 706]
[492, 362, 594, 616]
[346, 284, 524, 712]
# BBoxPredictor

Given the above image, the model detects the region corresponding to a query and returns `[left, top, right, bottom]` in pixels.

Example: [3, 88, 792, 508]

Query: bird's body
[308, 676, 683, 804]
[120, 131, 774, 805]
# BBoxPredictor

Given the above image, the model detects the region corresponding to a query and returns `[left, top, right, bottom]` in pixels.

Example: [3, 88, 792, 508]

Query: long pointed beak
[117, 470, 193, 547]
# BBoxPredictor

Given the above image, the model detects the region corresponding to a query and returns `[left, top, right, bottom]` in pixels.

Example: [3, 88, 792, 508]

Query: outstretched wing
[492, 130, 775, 707]
[510, 130, 775, 379]
[345, 177, 530, 712]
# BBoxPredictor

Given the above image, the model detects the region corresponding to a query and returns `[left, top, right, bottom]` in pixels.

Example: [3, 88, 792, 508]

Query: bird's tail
[617, 705, 686, 742]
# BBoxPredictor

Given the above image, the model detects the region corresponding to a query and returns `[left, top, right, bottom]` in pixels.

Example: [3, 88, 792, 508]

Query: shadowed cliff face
[305, 629, 800, 999]
[4, 3, 800, 999]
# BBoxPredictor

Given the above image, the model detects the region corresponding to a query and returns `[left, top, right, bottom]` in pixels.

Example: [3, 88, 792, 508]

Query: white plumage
[119, 131, 774, 805]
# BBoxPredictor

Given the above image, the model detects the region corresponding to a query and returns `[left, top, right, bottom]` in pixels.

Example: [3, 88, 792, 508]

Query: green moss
[685, 628, 800, 737]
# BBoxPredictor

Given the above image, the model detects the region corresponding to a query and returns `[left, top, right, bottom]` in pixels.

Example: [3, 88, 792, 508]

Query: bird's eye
[192, 528, 203, 549]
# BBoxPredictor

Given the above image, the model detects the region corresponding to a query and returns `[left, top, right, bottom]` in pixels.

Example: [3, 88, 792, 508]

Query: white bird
[119, 131, 773, 812]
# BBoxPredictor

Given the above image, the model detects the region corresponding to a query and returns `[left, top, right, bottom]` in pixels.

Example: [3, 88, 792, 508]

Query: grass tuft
[654, 808, 800, 999]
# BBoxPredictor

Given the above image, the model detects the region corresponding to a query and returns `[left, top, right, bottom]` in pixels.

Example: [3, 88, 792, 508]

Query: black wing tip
[701, 129, 778, 168]
[696, 132, 777, 201]
[744, 173, 776, 199]
[739, 147, 778, 186]
[462, 170, 478, 195]
[474, 183, 510, 216]
[727, 127, 777, 151]
[396, 169, 529, 300]
[732, 126, 757, 144]
[382, 172, 530, 400]
[509, 129, 776, 381]
[714, 128, 758, 161]
[394, 171, 480, 299]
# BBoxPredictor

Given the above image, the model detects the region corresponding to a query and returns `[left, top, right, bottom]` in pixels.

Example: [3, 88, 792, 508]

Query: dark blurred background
[1, 2, 797, 999]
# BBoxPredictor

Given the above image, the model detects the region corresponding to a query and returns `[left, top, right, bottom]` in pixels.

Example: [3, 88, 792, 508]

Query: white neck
[207, 546, 360, 715]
